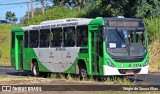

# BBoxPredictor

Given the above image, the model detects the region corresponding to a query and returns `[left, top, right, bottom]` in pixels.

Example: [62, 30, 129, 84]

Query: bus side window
[24, 31, 29, 48]
[29, 30, 38, 48]
[40, 29, 50, 48]
[11, 32, 15, 48]
[63, 27, 75, 47]
[50, 28, 62, 47]
[77, 26, 88, 46]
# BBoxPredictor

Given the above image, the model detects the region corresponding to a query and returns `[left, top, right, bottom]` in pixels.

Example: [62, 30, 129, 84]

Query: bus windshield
[106, 29, 147, 57]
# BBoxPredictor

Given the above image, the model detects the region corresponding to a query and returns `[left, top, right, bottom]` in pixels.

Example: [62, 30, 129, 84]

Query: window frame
[50, 28, 63, 47]
[11, 32, 15, 48]
[76, 25, 88, 47]
[39, 29, 50, 48]
[24, 31, 29, 48]
[29, 30, 39, 48]
[63, 26, 76, 47]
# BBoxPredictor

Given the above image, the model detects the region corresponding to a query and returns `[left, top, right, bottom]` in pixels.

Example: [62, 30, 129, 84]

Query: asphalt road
[0, 66, 160, 85]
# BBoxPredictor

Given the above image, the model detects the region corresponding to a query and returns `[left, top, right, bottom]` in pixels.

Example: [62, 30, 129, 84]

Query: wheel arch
[77, 59, 87, 69]
[76, 59, 87, 74]
[31, 58, 39, 70]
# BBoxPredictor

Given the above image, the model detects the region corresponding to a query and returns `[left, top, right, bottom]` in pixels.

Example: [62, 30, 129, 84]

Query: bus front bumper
[103, 65, 148, 75]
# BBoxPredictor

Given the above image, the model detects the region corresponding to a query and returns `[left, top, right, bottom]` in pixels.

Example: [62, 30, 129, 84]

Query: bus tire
[32, 62, 39, 77]
[79, 66, 88, 80]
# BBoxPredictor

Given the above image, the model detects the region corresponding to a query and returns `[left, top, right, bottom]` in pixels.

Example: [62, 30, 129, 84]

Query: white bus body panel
[33, 47, 80, 72]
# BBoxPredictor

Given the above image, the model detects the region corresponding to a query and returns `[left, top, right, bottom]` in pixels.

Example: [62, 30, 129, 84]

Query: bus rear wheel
[32, 62, 39, 77]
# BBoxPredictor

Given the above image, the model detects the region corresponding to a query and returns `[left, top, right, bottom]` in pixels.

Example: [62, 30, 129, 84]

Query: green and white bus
[10, 17, 149, 77]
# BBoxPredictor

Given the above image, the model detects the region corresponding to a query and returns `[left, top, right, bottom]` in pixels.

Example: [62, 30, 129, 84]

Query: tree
[5, 11, 17, 24]
[136, 0, 160, 18]
[81, 0, 160, 18]
[49, 0, 93, 9]
[74, 0, 88, 9]
[50, 0, 65, 6]
[36, 0, 45, 15]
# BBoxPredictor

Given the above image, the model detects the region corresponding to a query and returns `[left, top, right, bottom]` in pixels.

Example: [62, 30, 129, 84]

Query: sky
[0, 0, 52, 23]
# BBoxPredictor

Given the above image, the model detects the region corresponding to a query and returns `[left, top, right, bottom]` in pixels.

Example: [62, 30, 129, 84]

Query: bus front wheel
[79, 67, 88, 80]
[32, 62, 39, 77]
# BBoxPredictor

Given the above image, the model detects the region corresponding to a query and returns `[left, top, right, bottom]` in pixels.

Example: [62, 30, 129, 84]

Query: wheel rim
[81, 69, 87, 78]
[33, 65, 37, 76]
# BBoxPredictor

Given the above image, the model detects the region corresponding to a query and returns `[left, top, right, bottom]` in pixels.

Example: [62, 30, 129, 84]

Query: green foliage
[34, 8, 43, 16]
[26, 6, 85, 25]
[24, 0, 160, 24]
[0, 24, 16, 66]
[5, 11, 17, 23]
[144, 18, 160, 42]
[136, 0, 160, 18]
[144, 18, 160, 72]
[25, 0, 160, 24]
[80, 0, 139, 18]
[80, 0, 160, 18]
[49, 0, 93, 9]
[50, 0, 64, 6]
[0, 48, 2, 58]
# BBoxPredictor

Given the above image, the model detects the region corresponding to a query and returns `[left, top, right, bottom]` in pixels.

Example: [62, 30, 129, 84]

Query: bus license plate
[126, 71, 134, 75]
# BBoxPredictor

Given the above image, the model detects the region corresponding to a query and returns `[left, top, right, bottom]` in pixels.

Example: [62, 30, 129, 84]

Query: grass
[50, 74, 134, 85]
[144, 18, 160, 72]
[148, 40, 160, 72]
[0, 74, 133, 85]
[0, 24, 15, 66]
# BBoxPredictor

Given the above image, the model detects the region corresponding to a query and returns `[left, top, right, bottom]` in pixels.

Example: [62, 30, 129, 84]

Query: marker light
[143, 59, 149, 67]
[106, 59, 115, 67]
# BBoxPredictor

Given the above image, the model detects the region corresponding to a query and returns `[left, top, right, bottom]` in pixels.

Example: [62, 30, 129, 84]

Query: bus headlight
[143, 59, 149, 67]
[106, 59, 115, 67]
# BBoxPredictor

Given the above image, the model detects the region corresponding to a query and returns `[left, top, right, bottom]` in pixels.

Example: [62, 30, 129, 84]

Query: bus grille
[118, 69, 141, 74]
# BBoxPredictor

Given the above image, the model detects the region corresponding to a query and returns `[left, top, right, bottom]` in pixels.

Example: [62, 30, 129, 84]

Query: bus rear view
[103, 17, 149, 75]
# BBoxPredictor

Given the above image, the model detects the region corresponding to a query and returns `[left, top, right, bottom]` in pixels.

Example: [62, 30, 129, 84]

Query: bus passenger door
[91, 31, 99, 74]
[15, 35, 23, 70]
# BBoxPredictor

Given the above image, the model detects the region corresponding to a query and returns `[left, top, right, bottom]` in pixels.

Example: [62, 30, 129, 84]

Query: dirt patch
[0, 76, 64, 85]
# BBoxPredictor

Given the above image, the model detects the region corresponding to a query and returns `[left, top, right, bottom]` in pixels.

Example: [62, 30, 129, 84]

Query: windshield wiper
[115, 28, 124, 41]
[125, 38, 130, 56]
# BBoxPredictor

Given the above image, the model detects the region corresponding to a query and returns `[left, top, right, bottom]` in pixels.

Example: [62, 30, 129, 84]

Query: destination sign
[109, 21, 139, 27]
[105, 19, 144, 28]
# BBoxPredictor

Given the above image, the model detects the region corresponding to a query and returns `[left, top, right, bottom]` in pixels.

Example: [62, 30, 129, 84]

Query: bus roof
[40, 18, 89, 25]
[21, 18, 92, 31]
